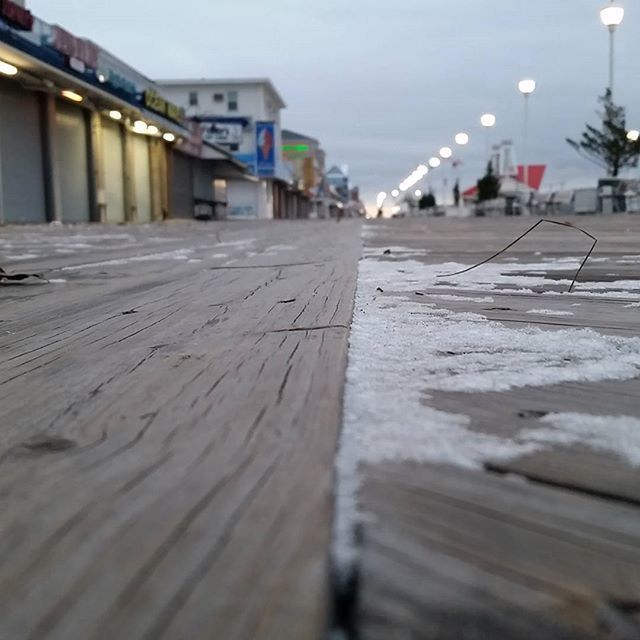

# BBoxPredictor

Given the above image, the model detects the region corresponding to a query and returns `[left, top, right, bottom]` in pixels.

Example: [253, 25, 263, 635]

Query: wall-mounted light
[108, 110, 122, 120]
[0, 60, 18, 76]
[61, 89, 83, 103]
[133, 120, 148, 133]
[162, 132, 176, 142]
[97, 72, 107, 83]
[147, 125, 159, 135]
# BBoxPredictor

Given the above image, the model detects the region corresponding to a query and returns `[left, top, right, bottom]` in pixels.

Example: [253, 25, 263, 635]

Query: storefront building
[0, 1, 207, 225]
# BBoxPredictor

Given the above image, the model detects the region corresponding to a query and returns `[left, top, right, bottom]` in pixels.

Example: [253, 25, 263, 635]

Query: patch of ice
[216, 239, 256, 248]
[429, 294, 494, 304]
[334, 250, 640, 577]
[523, 413, 640, 467]
[526, 309, 575, 317]
[265, 244, 296, 252]
[5, 254, 39, 260]
[61, 249, 193, 271]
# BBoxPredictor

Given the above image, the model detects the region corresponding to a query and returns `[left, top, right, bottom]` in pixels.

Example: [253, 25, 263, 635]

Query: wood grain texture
[0, 220, 361, 640]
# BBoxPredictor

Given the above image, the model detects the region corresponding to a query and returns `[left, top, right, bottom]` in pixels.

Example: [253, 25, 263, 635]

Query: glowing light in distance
[439, 146, 453, 159]
[147, 125, 159, 135]
[481, 113, 496, 128]
[108, 110, 122, 120]
[600, 5, 624, 27]
[376, 191, 387, 207]
[163, 132, 176, 142]
[391, 205, 401, 214]
[455, 132, 469, 145]
[429, 157, 441, 168]
[415, 189, 422, 197]
[133, 120, 148, 133]
[627, 129, 640, 142]
[391, 189, 400, 198]
[518, 79, 536, 95]
[61, 89, 83, 103]
[0, 60, 18, 76]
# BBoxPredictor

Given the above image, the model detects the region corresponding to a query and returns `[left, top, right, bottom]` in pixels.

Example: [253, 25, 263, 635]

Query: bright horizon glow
[61, 89, 83, 103]
[429, 157, 441, 168]
[518, 79, 536, 95]
[391, 189, 400, 198]
[455, 132, 469, 145]
[600, 4, 624, 27]
[439, 146, 453, 159]
[481, 113, 496, 128]
[108, 110, 122, 120]
[0, 60, 18, 76]
[163, 132, 176, 142]
[627, 129, 640, 142]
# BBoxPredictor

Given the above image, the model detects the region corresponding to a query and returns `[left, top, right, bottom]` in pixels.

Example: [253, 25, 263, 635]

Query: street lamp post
[518, 79, 536, 206]
[600, 3, 625, 98]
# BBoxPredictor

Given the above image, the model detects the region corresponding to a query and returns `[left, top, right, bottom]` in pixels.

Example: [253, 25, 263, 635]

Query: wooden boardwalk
[356, 215, 640, 640]
[0, 220, 361, 640]
[2, 215, 640, 640]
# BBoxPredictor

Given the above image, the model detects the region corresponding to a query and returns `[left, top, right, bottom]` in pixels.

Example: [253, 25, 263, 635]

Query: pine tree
[477, 162, 500, 202]
[566, 90, 640, 177]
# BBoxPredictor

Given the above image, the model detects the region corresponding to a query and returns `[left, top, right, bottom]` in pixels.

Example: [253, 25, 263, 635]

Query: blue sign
[255, 122, 276, 177]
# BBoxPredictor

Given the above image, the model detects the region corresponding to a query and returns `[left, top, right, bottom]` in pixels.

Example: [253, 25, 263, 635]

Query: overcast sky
[30, 0, 640, 206]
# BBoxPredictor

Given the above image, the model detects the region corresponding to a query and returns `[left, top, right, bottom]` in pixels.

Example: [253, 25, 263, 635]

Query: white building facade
[157, 78, 288, 219]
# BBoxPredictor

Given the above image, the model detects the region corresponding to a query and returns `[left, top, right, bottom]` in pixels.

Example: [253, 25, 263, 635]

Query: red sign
[50, 25, 98, 70]
[0, 0, 34, 30]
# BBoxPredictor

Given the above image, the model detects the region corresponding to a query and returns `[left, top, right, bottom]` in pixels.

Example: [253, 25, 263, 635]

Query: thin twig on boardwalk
[438, 219, 598, 293]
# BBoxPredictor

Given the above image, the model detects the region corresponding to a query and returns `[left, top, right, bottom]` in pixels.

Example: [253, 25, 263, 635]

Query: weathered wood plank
[353, 215, 640, 640]
[0, 220, 361, 640]
[358, 462, 640, 640]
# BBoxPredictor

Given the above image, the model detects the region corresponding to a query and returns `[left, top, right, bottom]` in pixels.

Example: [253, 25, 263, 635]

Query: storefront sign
[49, 25, 98, 69]
[0, 0, 34, 31]
[256, 122, 275, 177]
[202, 121, 243, 146]
[143, 89, 185, 124]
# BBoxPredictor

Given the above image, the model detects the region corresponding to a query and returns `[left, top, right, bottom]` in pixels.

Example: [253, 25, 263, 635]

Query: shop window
[189, 91, 199, 107]
[228, 91, 238, 112]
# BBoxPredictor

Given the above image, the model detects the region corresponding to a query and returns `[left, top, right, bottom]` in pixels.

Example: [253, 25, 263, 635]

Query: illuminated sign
[0, 0, 34, 30]
[283, 144, 309, 153]
[143, 89, 185, 124]
[49, 25, 98, 69]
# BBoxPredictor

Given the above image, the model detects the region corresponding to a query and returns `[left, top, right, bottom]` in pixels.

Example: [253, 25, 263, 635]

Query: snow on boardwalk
[338, 216, 640, 640]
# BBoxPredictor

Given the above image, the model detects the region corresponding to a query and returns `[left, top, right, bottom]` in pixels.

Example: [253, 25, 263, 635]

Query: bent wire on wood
[437, 219, 598, 293]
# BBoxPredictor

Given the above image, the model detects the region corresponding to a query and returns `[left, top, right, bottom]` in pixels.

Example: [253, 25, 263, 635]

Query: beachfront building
[157, 78, 306, 219]
[0, 0, 244, 224]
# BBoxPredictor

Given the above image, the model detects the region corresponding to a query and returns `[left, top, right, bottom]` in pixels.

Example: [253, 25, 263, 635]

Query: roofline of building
[156, 77, 287, 109]
[282, 129, 319, 145]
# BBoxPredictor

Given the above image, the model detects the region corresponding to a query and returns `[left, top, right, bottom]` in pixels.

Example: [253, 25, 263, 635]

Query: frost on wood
[334, 247, 640, 575]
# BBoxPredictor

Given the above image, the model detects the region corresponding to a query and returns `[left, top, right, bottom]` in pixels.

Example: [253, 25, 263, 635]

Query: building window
[213, 93, 224, 103]
[189, 91, 199, 107]
[229, 143, 239, 152]
[228, 91, 238, 112]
